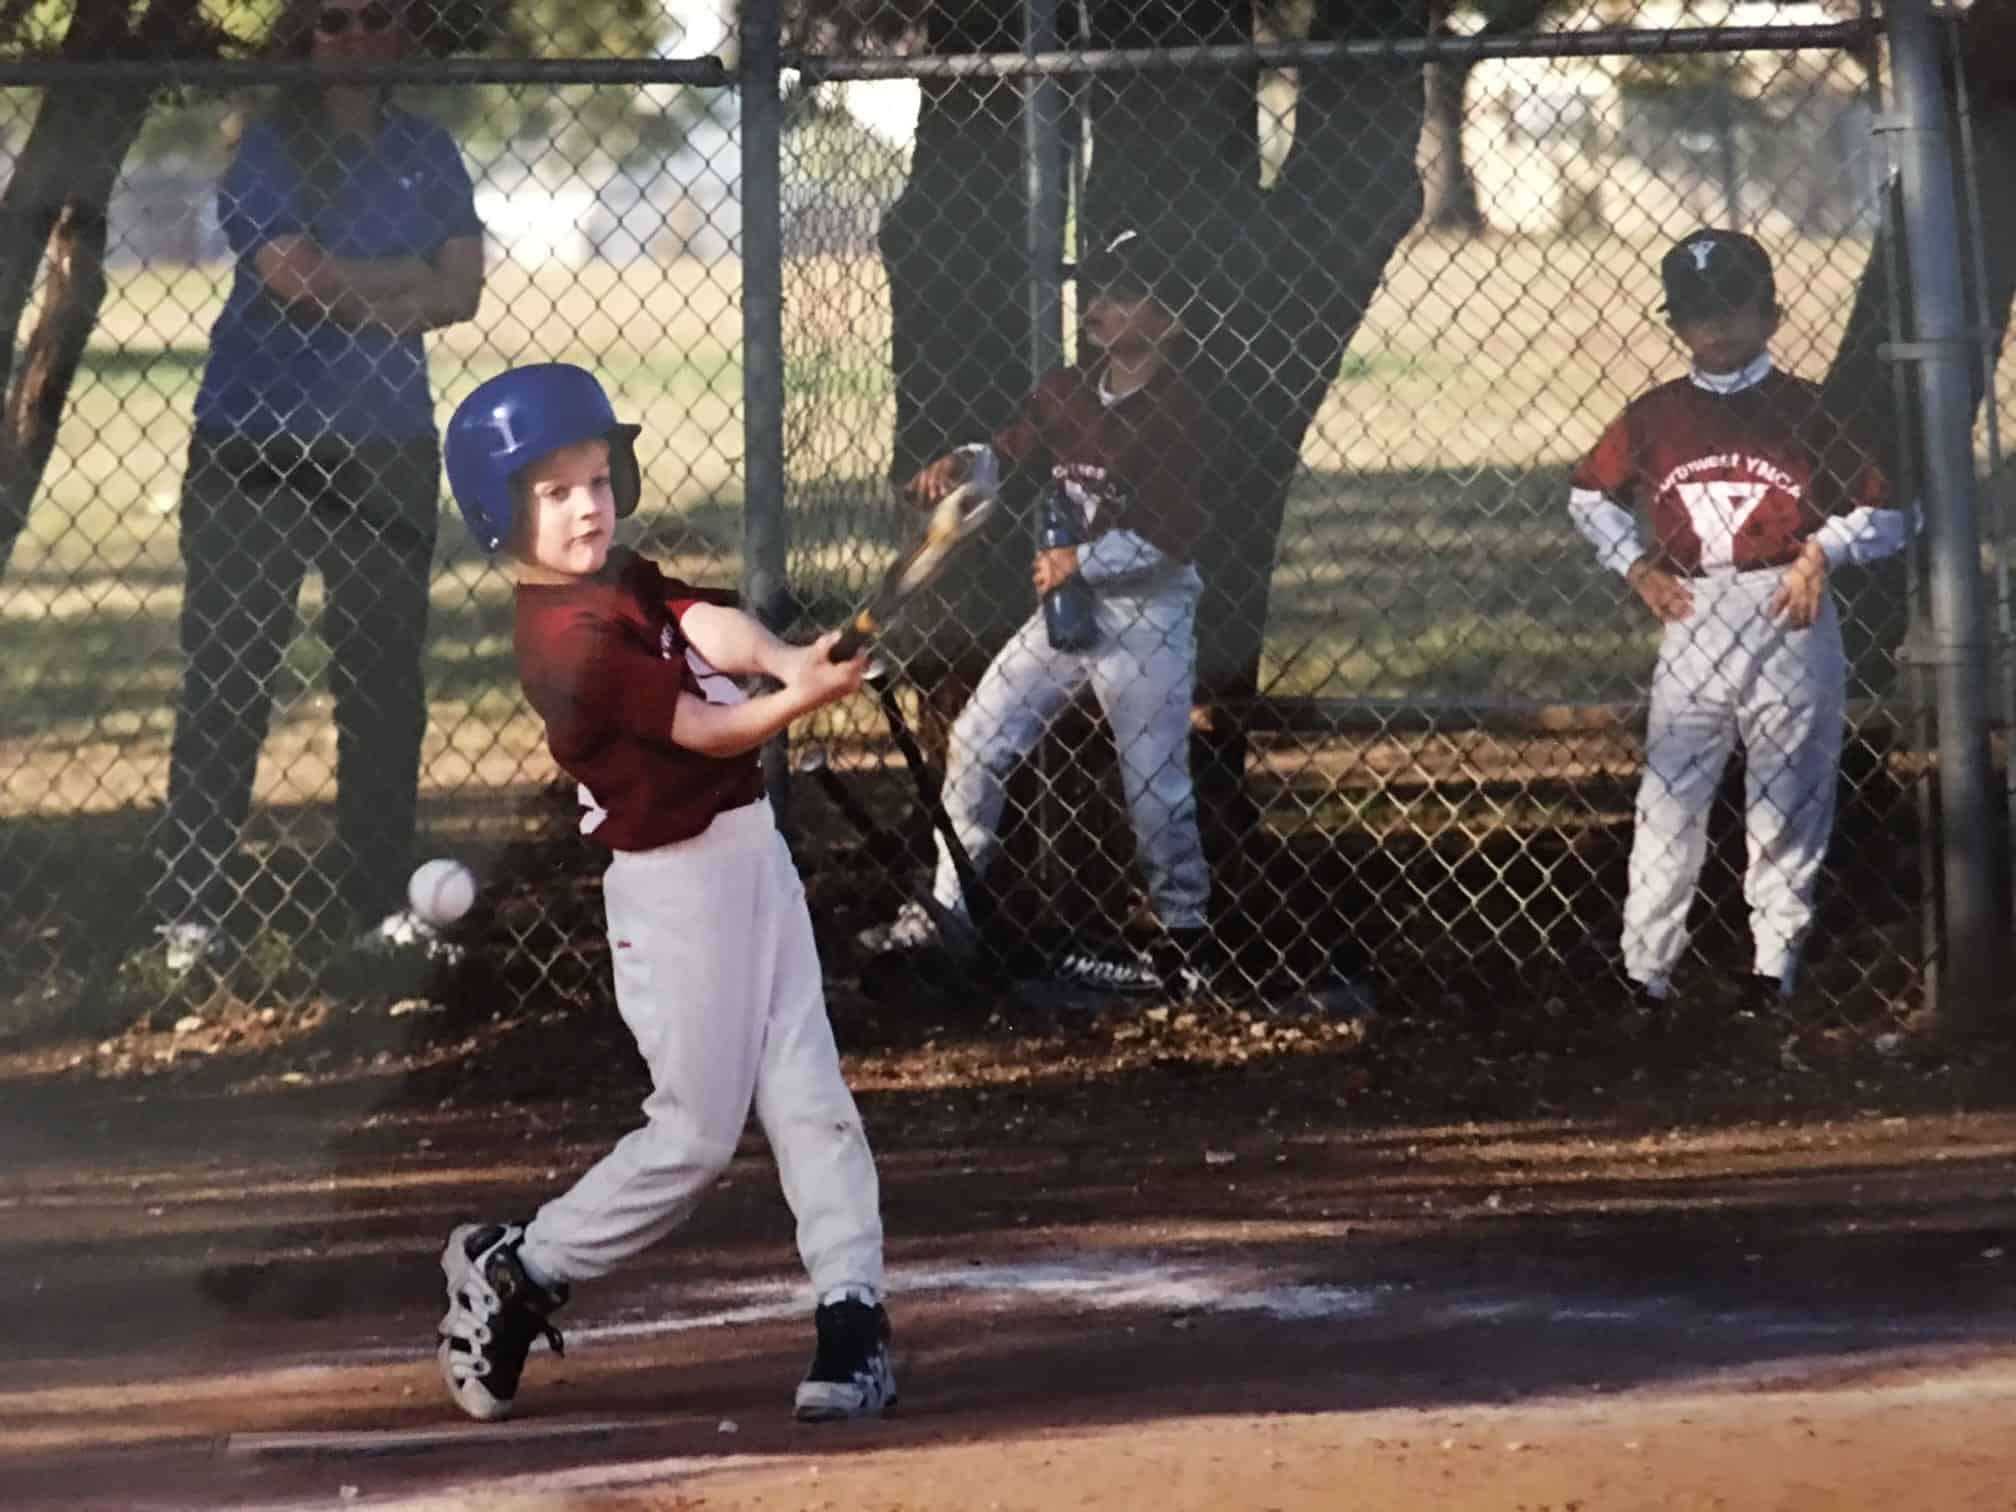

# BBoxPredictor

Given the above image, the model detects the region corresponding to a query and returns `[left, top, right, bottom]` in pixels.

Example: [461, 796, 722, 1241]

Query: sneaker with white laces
[359, 909, 464, 964]
[794, 1290, 897, 1422]
[1053, 942, 1163, 995]
[156, 921, 222, 975]
[436, 1223, 568, 1422]
[855, 897, 977, 960]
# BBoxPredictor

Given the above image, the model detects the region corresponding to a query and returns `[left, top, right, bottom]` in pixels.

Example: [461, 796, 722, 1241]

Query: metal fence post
[741, 0, 792, 829]
[1023, 0, 1065, 379]
[1024, 0, 1068, 891]
[1942, 8, 2016, 940]
[1885, 0, 2009, 1027]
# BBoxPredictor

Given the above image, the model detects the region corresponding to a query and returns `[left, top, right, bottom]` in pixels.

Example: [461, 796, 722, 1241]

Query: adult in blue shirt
[154, 0, 484, 970]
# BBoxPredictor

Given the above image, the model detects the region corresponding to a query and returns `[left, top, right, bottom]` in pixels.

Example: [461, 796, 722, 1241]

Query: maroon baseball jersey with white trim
[515, 548, 762, 851]
[993, 363, 1217, 564]
[1572, 370, 1891, 575]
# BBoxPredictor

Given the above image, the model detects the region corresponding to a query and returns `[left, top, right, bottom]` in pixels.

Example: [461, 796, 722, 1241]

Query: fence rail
[0, 56, 733, 86]
[787, 23, 1879, 79]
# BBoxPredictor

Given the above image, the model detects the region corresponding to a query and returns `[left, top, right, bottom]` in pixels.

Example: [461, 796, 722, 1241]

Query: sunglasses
[315, 2, 396, 37]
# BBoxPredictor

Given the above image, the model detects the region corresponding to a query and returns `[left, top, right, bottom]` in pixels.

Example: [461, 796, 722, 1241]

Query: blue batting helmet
[444, 363, 643, 553]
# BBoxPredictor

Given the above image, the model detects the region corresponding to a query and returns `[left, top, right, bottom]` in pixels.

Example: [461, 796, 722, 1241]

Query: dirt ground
[521, 1361, 2016, 1512]
[5, 983, 2016, 1512]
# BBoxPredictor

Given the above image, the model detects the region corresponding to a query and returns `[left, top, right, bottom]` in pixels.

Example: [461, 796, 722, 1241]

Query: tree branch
[0, 0, 214, 579]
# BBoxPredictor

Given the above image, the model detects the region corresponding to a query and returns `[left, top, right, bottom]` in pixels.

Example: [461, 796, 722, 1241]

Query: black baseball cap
[1078, 228, 1186, 307]
[1660, 229, 1776, 322]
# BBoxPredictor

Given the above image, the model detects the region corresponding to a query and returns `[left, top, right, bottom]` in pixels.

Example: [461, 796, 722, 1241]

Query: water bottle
[1039, 483, 1099, 652]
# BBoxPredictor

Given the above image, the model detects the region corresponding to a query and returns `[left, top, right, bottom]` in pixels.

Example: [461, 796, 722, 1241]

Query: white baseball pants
[520, 800, 884, 1297]
[1622, 566, 1846, 993]
[931, 576, 1210, 932]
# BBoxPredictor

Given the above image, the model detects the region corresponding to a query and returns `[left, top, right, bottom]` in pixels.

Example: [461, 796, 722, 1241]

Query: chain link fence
[0, 4, 749, 1032]
[0, 0, 2008, 1050]
[784, 0, 2013, 1034]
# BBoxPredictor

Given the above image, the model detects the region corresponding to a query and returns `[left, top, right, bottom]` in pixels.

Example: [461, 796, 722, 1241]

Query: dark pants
[155, 433, 440, 929]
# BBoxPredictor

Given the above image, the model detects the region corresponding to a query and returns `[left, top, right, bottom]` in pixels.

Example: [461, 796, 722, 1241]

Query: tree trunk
[1074, 0, 1425, 883]
[1420, 55, 1483, 234]
[0, 0, 207, 580]
[876, 0, 1043, 693]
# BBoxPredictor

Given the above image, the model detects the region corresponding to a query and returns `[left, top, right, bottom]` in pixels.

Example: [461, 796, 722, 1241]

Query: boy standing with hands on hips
[433, 363, 895, 1425]
[1569, 230, 1909, 1011]
[863, 228, 1221, 996]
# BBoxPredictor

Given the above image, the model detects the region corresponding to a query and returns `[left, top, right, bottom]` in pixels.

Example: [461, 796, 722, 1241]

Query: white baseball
[408, 858, 478, 927]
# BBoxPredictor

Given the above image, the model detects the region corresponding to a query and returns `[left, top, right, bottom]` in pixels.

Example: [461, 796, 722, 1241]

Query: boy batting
[433, 363, 896, 1424]
[1570, 230, 1909, 1009]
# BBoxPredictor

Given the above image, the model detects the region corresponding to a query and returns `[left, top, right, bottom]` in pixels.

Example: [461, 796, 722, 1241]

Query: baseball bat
[795, 745, 909, 866]
[827, 464, 1000, 664]
[865, 655, 992, 934]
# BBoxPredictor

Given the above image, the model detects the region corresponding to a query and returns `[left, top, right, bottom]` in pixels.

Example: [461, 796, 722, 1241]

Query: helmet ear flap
[480, 481, 514, 554]
[608, 425, 643, 519]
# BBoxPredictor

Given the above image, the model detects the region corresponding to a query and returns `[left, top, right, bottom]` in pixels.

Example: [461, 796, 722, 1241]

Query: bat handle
[829, 616, 874, 663]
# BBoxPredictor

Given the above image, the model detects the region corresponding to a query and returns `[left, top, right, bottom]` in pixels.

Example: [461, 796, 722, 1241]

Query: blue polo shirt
[193, 108, 483, 442]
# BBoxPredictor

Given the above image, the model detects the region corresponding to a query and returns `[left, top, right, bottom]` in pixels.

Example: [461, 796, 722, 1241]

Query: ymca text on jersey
[1570, 353, 1902, 578]
[515, 549, 764, 850]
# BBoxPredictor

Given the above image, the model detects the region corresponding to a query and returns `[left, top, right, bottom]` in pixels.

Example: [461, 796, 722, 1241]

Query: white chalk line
[320, 1248, 1988, 1371]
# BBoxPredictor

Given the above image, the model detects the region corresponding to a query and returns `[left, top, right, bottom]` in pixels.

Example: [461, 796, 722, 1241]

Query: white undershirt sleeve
[1812, 501, 1916, 569]
[1568, 486, 1647, 577]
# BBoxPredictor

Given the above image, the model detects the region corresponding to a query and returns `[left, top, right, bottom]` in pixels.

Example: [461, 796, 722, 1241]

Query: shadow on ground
[2, 1026, 2015, 1507]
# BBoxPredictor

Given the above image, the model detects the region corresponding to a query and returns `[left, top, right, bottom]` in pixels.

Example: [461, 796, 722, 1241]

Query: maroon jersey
[993, 362, 1217, 564]
[1572, 369, 1891, 575]
[515, 549, 763, 851]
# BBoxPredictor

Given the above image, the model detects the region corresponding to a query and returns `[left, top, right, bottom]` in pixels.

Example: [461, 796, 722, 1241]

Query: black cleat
[794, 1294, 897, 1422]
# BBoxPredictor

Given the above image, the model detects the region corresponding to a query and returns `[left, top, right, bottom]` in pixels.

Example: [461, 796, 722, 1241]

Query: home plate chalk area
[222, 1246, 1994, 1454]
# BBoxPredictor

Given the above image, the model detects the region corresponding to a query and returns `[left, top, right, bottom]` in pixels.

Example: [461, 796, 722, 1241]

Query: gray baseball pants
[1623, 567, 1846, 993]
[931, 575, 1210, 931]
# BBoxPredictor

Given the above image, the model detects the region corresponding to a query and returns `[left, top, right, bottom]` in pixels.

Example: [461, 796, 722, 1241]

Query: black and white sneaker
[793, 1291, 898, 1422]
[1152, 927, 1223, 999]
[1057, 929, 1223, 997]
[1742, 972, 1794, 1017]
[1626, 976, 1667, 1009]
[436, 1223, 568, 1422]
[361, 909, 465, 966]
[155, 921, 224, 975]
[855, 898, 978, 961]
[1054, 942, 1163, 995]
